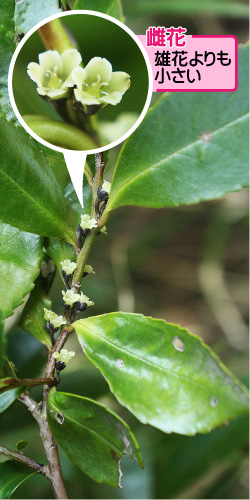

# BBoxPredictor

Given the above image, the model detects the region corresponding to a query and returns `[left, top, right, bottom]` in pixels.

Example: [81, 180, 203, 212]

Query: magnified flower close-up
[27, 48, 82, 99]
[72, 56, 130, 108]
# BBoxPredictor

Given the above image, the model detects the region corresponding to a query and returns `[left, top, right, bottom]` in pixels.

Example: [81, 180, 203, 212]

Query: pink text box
[138, 35, 237, 92]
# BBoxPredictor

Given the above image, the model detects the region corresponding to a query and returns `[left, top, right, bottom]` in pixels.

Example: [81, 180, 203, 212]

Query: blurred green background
[12, 14, 149, 125]
[1, 0, 249, 499]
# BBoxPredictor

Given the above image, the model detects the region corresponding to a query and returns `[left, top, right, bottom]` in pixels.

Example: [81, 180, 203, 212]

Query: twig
[0, 444, 46, 475]
[18, 392, 68, 499]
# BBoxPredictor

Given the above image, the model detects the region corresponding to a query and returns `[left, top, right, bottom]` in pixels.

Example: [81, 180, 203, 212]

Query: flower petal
[39, 50, 63, 74]
[37, 87, 68, 98]
[70, 66, 87, 89]
[99, 91, 123, 105]
[108, 72, 130, 94]
[85, 57, 112, 84]
[61, 49, 82, 78]
[27, 62, 44, 86]
[74, 88, 100, 105]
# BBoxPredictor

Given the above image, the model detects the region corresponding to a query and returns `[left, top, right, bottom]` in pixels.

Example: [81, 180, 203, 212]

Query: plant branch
[18, 392, 68, 499]
[38, 19, 76, 53]
[84, 161, 94, 189]
[0, 377, 55, 394]
[72, 227, 99, 286]
[91, 153, 105, 217]
[0, 444, 46, 475]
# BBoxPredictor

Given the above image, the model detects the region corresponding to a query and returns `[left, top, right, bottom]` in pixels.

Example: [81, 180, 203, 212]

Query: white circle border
[8, 10, 153, 154]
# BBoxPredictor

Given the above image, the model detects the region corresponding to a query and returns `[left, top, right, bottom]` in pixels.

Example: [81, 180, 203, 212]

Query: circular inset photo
[10, 11, 151, 152]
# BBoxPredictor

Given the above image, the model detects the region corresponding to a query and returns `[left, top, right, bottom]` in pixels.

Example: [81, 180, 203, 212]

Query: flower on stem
[75, 292, 94, 313]
[43, 309, 66, 329]
[83, 265, 95, 278]
[62, 290, 80, 306]
[100, 225, 107, 234]
[72, 57, 130, 114]
[101, 181, 111, 194]
[80, 214, 97, 231]
[27, 49, 82, 99]
[60, 259, 77, 276]
[79, 293, 94, 307]
[53, 349, 75, 365]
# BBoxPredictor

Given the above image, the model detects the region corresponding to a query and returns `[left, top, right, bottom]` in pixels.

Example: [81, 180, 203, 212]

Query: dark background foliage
[0, 0, 248, 499]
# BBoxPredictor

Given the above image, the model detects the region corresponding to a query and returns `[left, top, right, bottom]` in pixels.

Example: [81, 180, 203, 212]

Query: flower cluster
[43, 308, 66, 334]
[80, 214, 97, 231]
[61, 259, 76, 276]
[53, 349, 75, 371]
[27, 50, 130, 114]
[62, 290, 94, 312]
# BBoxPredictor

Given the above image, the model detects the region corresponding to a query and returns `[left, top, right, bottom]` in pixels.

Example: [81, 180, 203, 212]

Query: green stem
[38, 19, 76, 53]
[24, 117, 97, 150]
[84, 161, 94, 188]
[91, 153, 105, 218]
[72, 228, 99, 286]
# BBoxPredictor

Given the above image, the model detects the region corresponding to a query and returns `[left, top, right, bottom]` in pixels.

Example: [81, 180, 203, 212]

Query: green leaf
[74, 0, 124, 21]
[0, 320, 4, 375]
[45, 238, 76, 282]
[19, 283, 52, 347]
[65, 179, 92, 230]
[74, 312, 249, 436]
[16, 440, 28, 452]
[107, 45, 249, 213]
[47, 390, 143, 487]
[0, 387, 24, 414]
[14, 0, 61, 33]
[0, 221, 44, 320]
[125, 0, 249, 19]
[0, 118, 76, 244]
[0, 0, 16, 121]
[0, 460, 36, 499]
[44, 177, 92, 277]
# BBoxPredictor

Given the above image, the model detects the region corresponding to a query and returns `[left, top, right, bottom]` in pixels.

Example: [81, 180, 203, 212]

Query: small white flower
[101, 181, 111, 194]
[100, 225, 107, 234]
[61, 259, 77, 275]
[27, 49, 82, 99]
[80, 214, 97, 231]
[79, 293, 94, 307]
[72, 57, 130, 107]
[53, 349, 75, 364]
[84, 265, 95, 274]
[62, 290, 80, 306]
[43, 309, 66, 328]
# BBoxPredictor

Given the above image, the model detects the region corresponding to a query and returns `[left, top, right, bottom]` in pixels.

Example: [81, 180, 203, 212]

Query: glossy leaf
[107, 45, 249, 213]
[0, 387, 24, 413]
[0, 221, 44, 320]
[65, 179, 92, 230]
[0, 460, 36, 499]
[0, 321, 4, 375]
[74, 313, 249, 436]
[14, 0, 61, 33]
[19, 283, 52, 347]
[47, 390, 143, 486]
[125, 0, 249, 18]
[0, 118, 76, 244]
[74, 0, 123, 21]
[45, 238, 76, 285]
[0, 0, 16, 121]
